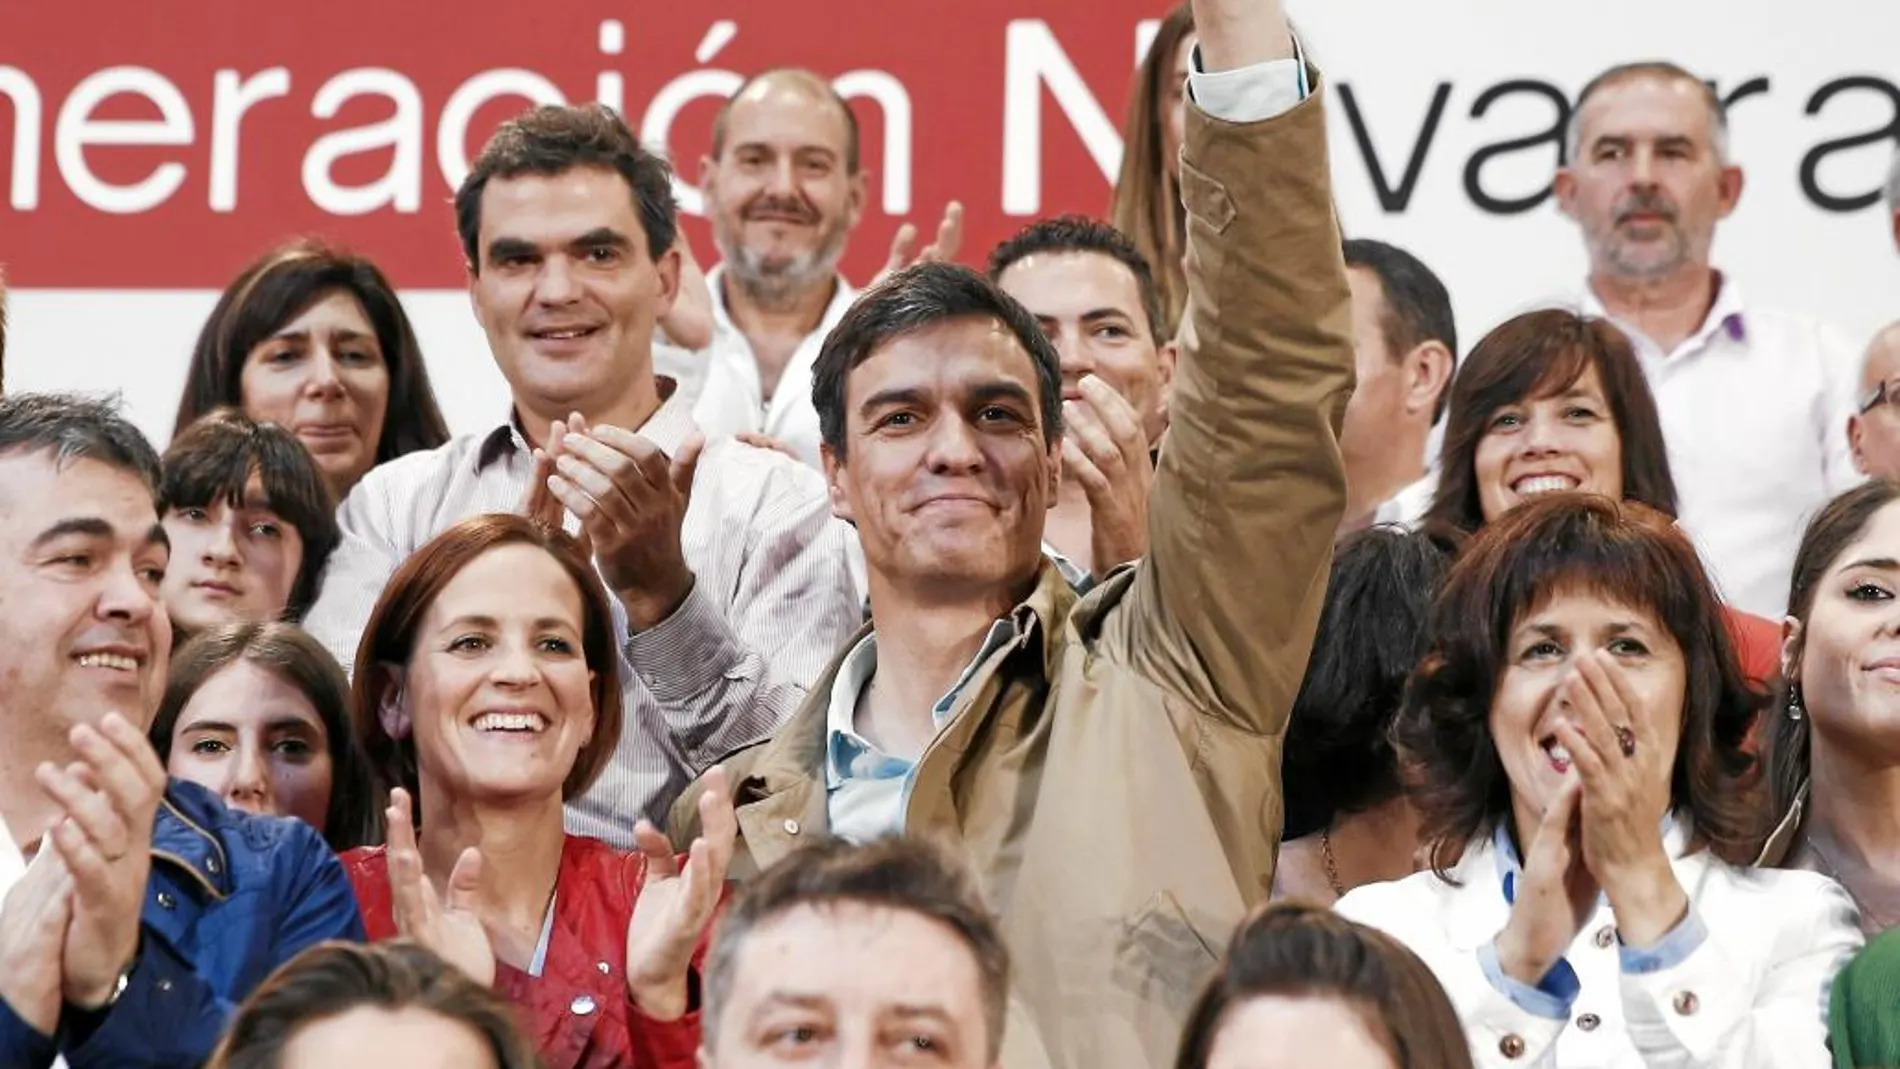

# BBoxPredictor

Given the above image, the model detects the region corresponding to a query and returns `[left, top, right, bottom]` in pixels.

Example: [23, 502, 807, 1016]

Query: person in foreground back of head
[1176, 902, 1473, 1069]
[699, 836, 1009, 1069]
[0, 393, 363, 1068]
[1336, 494, 1861, 1067]
[670, 2, 1352, 1064]
[206, 940, 540, 1069]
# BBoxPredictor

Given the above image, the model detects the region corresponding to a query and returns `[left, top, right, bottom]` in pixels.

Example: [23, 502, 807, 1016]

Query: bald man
[1851, 321, 1900, 480]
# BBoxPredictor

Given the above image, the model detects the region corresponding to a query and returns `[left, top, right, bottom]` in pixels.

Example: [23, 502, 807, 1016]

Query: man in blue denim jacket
[0, 393, 364, 1068]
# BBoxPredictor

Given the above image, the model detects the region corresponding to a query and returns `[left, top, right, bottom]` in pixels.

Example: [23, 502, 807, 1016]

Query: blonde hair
[1109, 2, 1194, 338]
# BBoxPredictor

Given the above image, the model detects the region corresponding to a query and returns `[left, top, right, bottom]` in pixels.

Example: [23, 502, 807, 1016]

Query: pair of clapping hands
[0, 715, 169, 1035]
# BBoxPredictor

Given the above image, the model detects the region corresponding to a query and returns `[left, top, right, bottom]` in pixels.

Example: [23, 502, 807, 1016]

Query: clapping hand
[869, 202, 964, 289]
[0, 850, 74, 1035]
[1061, 375, 1154, 573]
[385, 787, 494, 987]
[1494, 779, 1597, 986]
[626, 768, 737, 1021]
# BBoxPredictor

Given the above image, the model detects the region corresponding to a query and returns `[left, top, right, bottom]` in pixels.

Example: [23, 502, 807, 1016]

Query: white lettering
[0, 66, 43, 210]
[833, 70, 913, 214]
[54, 66, 194, 214]
[1002, 20, 1124, 216]
[209, 68, 291, 213]
[302, 68, 423, 216]
[1136, 18, 1161, 66]
[597, 20, 626, 117]
[437, 69, 566, 189]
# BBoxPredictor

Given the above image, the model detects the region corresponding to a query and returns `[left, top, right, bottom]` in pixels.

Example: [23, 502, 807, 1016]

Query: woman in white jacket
[1336, 494, 1862, 1068]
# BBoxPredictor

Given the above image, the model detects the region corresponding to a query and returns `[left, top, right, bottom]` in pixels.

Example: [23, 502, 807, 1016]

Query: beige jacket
[670, 80, 1353, 1069]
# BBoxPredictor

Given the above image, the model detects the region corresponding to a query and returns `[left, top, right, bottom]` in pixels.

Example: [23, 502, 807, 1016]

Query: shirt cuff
[1479, 941, 1581, 1021]
[1186, 36, 1308, 123]
[1619, 908, 1709, 974]
[623, 580, 745, 704]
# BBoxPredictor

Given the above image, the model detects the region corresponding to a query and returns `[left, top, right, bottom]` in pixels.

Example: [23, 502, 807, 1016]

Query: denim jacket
[0, 779, 365, 1067]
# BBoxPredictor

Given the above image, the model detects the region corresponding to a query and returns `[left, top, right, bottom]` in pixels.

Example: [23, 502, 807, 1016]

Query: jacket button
[570, 995, 597, 1017]
[1594, 925, 1615, 948]
[1577, 1013, 1601, 1032]
[205, 855, 220, 876]
[156, 891, 176, 910]
[1499, 1034, 1525, 1059]
[156, 979, 173, 993]
[1673, 991, 1699, 1016]
[783, 819, 800, 835]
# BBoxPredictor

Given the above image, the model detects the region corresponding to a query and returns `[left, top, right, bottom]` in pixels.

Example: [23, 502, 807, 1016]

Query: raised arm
[1115, 0, 1353, 735]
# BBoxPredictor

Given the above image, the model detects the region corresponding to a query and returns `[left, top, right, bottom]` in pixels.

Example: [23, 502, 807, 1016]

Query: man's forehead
[0, 451, 160, 535]
[727, 78, 851, 149]
[1000, 250, 1142, 312]
[1579, 76, 1716, 139]
[852, 321, 1038, 390]
[480, 168, 643, 240]
[1864, 326, 1900, 385]
[733, 903, 985, 1001]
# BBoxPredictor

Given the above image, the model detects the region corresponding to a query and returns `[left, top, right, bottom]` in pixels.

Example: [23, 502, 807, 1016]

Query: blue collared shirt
[1478, 819, 1709, 1019]
[824, 620, 1018, 844]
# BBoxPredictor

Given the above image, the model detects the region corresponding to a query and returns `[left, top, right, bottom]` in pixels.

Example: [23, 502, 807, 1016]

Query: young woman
[160, 408, 338, 635]
[150, 621, 380, 851]
[1109, 1, 1194, 338]
[343, 514, 734, 1069]
[1338, 495, 1861, 1067]
[174, 239, 450, 500]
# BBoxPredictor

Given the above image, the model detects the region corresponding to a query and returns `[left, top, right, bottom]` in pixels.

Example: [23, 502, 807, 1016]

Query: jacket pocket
[1113, 890, 1222, 1019]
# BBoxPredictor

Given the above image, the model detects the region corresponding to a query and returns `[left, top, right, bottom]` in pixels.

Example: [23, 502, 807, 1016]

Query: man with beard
[1554, 61, 1861, 617]
[693, 69, 958, 471]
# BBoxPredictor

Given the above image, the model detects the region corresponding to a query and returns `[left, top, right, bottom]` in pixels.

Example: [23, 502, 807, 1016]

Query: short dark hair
[173, 239, 450, 469]
[162, 409, 340, 621]
[987, 214, 1168, 345]
[1175, 902, 1473, 1069]
[150, 622, 381, 851]
[1567, 61, 1729, 163]
[704, 836, 1011, 1061]
[206, 940, 539, 1069]
[0, 392, 162, 502]
[1425, 308, 1677, 536]
[1281, 526, 1454, 839]
[1398, 494, 1764, 876]
[1766, 479, 1900, 834]
[710, 68, 861, 175]
[456, 104, 678, 272]
[813, 261, 1062, 461]
[1342, 238, 1458, 422]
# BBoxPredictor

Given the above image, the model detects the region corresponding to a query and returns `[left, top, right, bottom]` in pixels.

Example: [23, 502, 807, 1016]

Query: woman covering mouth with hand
[341, 514, 735, 1069]
[1336, 495, 1859, 1068]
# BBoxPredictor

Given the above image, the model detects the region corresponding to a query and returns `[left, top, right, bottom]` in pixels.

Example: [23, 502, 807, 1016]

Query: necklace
[1320, 827, 1345, 898]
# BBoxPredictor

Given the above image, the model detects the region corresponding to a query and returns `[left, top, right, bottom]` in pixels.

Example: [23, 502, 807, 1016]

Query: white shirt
[303, 386, 864, 843]
[1576, 279, 1864, 617]
[691, 265, 858, 470]
[1373, 470, 1437, 529]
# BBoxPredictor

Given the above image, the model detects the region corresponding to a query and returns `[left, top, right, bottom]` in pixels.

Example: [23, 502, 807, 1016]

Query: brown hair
[704, 836, 1010, 1061]
[206, 940, 538, 1069]
[162, 408, 340, 621]
[1175, 902, 1473, 1069]
[151, 622, 381, 851]
[174, 239, 449, 467]
[1109, 1, 1193, 338]
[1766, 479, 1900, 832]
[1398, 494, 1763, 875]
[351, 514, 624, 805]
[1425, 308, 1677, 536]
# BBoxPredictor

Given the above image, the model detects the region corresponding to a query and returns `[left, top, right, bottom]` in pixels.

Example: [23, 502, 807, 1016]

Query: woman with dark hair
[341, 514, 733, 1069]
[1176, 901, 1473, 1069]
[1421, 307, 1782, 685]
[1761, 479, 1900, 934]
[150, 622, 380, 851]
[1275, 526, 1453, 903]
[206, 940, 541, 1069]
[175, 239, 450, 500]
[1338, 495, 1860, 1066]
[161, 407, 339, 635]
[1109, 1, 1194, 338]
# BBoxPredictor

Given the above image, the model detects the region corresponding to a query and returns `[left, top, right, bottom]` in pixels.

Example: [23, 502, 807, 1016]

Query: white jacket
[1335, 820, 1862, 1068]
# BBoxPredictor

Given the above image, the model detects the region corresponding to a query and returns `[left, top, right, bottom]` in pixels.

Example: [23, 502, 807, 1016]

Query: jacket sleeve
[1114, 75, 1353, 738]
[1616, 876, 1860, 1068]
[0, 998, 56, 1069]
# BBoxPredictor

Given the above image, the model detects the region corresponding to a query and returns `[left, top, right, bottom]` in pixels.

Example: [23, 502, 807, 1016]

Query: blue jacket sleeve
[0, 995, 58, 1069]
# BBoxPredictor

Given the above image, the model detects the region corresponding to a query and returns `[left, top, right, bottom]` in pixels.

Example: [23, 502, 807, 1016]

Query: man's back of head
[702, 835, 1008, 1069]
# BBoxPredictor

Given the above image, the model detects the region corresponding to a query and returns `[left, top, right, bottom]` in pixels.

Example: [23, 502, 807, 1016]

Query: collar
[152, 779, 235, 902]
[1579, 271, 1749, 353]
[706, 263, 857, 342]
[473, 378, 696, 473]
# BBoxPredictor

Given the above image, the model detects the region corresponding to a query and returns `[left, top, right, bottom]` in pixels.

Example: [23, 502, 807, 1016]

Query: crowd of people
[5, 0, 1900, 1065]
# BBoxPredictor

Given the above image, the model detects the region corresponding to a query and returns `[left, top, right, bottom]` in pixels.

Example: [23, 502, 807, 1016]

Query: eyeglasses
[1860, 379, 1900, 415]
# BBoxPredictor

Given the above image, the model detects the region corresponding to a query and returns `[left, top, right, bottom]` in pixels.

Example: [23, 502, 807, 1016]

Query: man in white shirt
[1554, 61, 1863, 616]
[304, 104, 862, 842]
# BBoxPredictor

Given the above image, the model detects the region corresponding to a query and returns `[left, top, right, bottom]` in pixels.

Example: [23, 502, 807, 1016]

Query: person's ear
[377, 663, 412, 740]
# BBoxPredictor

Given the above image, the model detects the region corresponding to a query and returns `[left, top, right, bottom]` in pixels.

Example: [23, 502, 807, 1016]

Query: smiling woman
[341, 513, 735, 1069]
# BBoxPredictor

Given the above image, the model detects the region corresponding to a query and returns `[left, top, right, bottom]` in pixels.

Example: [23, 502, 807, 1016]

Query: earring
[1787, 684, 1805, 721]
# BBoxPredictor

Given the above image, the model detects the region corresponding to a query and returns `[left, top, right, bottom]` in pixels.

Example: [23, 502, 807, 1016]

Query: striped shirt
[303, 386, 863, 844]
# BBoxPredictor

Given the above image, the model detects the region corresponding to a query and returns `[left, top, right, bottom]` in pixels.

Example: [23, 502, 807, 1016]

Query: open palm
[626, 768, 737, 1019]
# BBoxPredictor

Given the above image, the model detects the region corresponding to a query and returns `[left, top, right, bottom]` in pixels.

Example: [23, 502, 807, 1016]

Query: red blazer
[344, 835, 701, 1069]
